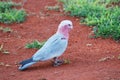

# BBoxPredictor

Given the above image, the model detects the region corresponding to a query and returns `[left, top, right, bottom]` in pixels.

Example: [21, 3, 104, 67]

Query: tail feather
[19, 58, 36, 71]
[19, 58, 33, 66]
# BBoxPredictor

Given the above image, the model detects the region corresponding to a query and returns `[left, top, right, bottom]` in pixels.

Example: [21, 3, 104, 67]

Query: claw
[53, 57, 64, 66]
[53, 60, 64, 66]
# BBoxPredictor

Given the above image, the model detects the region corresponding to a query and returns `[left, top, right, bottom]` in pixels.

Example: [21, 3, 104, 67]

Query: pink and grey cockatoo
[19, 20, 73, 70]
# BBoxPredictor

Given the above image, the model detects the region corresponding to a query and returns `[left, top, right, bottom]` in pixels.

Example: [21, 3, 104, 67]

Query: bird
[18, 20, 73, 71]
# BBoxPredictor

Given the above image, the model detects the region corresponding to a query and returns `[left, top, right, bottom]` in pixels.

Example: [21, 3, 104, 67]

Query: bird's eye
[68, 24, 71, 26]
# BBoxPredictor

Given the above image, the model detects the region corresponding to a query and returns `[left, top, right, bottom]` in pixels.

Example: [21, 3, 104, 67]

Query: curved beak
[68, 24, 73, 29]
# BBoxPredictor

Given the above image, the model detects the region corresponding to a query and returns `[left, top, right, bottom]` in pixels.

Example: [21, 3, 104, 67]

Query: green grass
[61, 0, 120, 41]
[45, 5, 60, 11]
[0, 1, 26, 24]
[25, 40, 45, 49]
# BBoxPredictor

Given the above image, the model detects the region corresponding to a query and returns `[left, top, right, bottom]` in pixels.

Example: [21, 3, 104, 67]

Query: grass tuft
[45, 5, 60, 11]
[61, 0, 120, 41]
[0, 1, 26, 24]
[25, 40, 45, 49]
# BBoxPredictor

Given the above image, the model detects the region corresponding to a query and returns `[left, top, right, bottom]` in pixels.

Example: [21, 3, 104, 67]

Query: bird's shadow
[30, 63, 53, 71]
[19, 61, 57, 71]
[18, 59, 70, 72]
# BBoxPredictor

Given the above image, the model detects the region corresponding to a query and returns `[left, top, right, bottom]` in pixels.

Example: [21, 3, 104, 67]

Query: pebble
[86, 43, 92, 47]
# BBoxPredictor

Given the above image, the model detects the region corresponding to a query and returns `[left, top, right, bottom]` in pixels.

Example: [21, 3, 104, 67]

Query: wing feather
[33, 33, 68, 61]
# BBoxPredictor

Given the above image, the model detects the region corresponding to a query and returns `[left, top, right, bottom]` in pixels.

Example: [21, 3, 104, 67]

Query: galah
[18, 20, 73, 70]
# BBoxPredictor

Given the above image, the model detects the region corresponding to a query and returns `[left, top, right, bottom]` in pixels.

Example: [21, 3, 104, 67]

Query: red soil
[0, 0, 120, 80]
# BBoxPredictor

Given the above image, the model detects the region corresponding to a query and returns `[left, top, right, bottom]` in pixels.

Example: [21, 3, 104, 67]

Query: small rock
[0, 62, 4, 66]
[76, 18, 79, 21]
[40, 16, 45, 19]
[99, 57, 109, 62]
[5, 64, 11, 67]
[86, 43, 92, 47]
[99, 56, 115, 62]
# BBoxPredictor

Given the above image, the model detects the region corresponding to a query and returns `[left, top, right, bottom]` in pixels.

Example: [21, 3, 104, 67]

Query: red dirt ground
[0, 0, 120, 80]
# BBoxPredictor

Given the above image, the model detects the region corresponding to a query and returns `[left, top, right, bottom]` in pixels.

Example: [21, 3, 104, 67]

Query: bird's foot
[53, 59, 64, 67]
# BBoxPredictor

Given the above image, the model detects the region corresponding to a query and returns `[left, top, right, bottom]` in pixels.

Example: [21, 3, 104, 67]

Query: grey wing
[32, 34, 68, 61]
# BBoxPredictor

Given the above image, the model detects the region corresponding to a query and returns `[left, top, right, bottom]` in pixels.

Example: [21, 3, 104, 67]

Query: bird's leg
[53, 57, 64, 66]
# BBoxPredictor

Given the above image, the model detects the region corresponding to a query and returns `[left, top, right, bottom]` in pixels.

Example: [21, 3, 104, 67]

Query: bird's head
[57, 20, 73, 38]
[58, 20, 73, 30]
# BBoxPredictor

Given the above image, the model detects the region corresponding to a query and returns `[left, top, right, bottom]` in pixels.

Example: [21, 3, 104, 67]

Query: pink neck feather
[57, 25, 69, 39]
